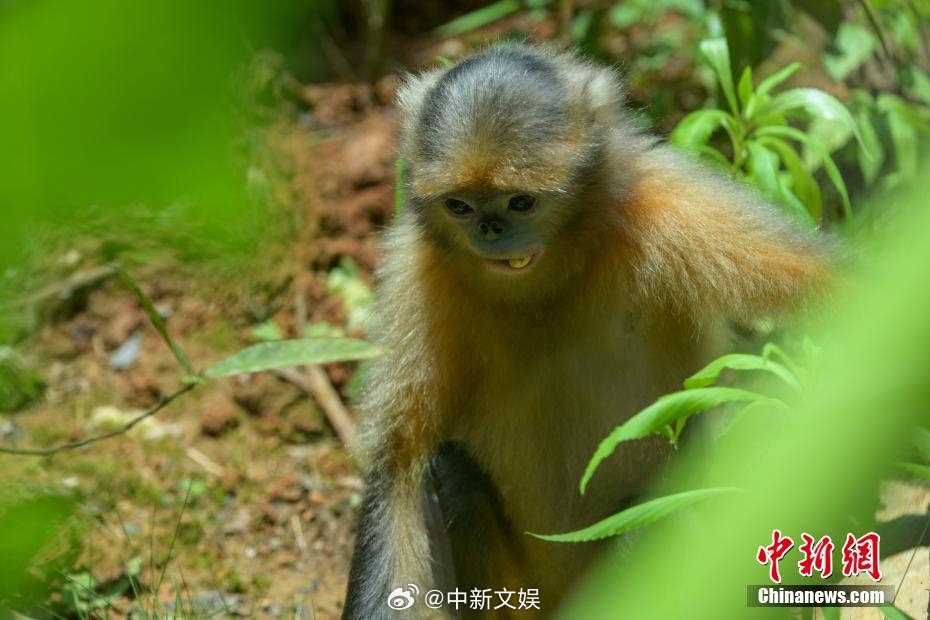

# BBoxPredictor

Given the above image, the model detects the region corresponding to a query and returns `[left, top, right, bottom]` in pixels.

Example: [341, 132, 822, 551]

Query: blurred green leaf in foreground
[559, 166, 930, 618]
[0, 0, 305, 272]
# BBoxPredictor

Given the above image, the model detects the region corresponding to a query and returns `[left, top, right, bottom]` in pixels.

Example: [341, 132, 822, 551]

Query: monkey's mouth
[484, 250, 542, 273]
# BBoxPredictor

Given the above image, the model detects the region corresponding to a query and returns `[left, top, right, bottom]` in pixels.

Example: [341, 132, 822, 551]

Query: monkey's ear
[578, 66, 628, 127]
[396, 69, 443, 124]
[396, 69, 443, 159]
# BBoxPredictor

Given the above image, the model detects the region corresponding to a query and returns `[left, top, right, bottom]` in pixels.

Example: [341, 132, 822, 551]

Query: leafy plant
[540, 342, 812, 545]
[434, 0, 548, 38]
[671, 38, 859, 230]
[819, 0, 930, 194]
[0, 265, 385, 457]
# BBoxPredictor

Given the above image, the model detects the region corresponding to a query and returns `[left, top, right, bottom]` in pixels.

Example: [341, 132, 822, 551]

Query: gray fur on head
[395, 44, 641, 197]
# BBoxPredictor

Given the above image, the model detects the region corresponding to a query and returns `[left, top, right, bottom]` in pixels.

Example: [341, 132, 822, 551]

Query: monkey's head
[396, 44, 642, 300]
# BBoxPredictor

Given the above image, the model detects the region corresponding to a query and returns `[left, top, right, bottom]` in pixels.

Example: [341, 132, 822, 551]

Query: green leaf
[758, 135, 822, 224]
[609, 2, 644, 28]
[0, 494, 76, 603]
[737, 66, 754, 114]
[776, 185, 815, 228]
[683, 353, 801, 391]
[670, 109, 731, 149]
[251, 320, 283, 342]
[755, 125, 853, 228]
[580, 387, 777, 493]
[755, 62, 802, 99]
[696, 145, 733, 169]
[116, 266, 196, 377]
[855, 108, 885, 186]
[761, 342, 802, 376]
[880, 604, 916, 620]
[907, 65, 930, 106]
[911, 427, 930, 462]
[0, 346, 45, 413]
[434, 0, 521, 37]
[203, 338, 386, 378]
[896, 462, 930, 484]
[571, 9, 597, 44]
[879, 94, 924, 180]
[807, 115, 855, 159]
[823, 23, 876, 82]
[530, 488, 737, 542]
[765, 88, 861, 145]
[716, 399, 780, 439]
[745, 141, 781, 203]
[699, 38, 738, 116]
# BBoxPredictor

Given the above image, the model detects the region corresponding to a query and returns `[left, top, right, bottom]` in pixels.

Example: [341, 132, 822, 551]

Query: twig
[290, 513, 308, 555]
[906, 0, 930, 68]
[0, 384, 196, 456]
[857, 0, 894, 67]
[5, 263, 118, 308]
[272, 366, 358, 455]
[186, 446, 226, 477]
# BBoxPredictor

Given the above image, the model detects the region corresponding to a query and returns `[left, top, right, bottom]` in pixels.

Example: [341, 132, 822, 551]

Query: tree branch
[0, 383, 196, 456]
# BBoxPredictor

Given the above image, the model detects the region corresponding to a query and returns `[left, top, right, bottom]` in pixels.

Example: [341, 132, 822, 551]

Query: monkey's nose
[478, 219, 505, 240]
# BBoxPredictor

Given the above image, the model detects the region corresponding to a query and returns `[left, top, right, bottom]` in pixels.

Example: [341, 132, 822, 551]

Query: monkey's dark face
[437, 189, 550, 274]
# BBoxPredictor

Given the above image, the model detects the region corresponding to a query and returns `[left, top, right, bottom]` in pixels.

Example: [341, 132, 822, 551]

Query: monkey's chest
[450, 324, 684, 536]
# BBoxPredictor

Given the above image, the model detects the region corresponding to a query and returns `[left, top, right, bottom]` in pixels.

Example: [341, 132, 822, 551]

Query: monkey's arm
[621, 147, 834, 321]
[343, 358, 446, 619]
[343, 225, 451, 619]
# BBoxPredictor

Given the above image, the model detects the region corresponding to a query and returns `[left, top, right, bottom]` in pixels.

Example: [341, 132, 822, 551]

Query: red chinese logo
[841, 532, 882, 581]
[756, 529, 794, 584]
[757, 530, 881, 583]
[798, 533, 834, 579]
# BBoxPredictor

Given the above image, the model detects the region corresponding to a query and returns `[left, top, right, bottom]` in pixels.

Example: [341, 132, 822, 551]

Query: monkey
[342, 44, 832, 619]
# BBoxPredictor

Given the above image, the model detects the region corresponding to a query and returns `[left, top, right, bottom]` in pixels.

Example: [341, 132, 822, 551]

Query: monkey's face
[397, 45, 626, 297]
[434, 189, 552, 274]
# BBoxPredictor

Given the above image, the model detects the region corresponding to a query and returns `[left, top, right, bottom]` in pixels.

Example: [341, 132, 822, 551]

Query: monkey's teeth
[508, 256, 531, 269]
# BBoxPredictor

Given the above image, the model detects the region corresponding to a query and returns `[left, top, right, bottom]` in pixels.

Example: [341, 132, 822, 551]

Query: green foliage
[117, 263, 385, 383]
[580, 385, 783, 494]
[0, 0, 305, 272]
[0, 493, 76, 609]
[672, 38, 858, 229]
[203, 338, 386, 378]
[0, 347, 45, 413]
[250, 319, 285, 342]
[682, 353, 801, 391]
[57, 571, 128, 617]
[851, 89, 930, 191]
[531, 488, 736, 542]
[824, 22, 877, 81]
[572, 343, 814, 543]
[435, 0, 525, 38]
[560, 167, 930, 619]
[326, 257, 374, 333]
[818, 0, 930, 193]
[880, 604, 916, 620]
[117, 267, 196, 378]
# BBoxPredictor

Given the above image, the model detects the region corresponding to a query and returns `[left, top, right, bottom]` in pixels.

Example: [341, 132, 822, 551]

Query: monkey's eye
[508, 194, 536, 212]
[444, 198, 473, 216]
